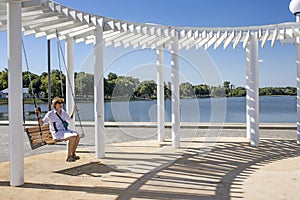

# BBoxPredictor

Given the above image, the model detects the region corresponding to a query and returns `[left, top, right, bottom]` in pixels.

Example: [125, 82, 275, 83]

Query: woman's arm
[70, 104, 77, 119]
[34, 107, 44, 126]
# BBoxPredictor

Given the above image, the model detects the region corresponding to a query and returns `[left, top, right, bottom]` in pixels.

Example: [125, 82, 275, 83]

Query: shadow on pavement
[1, 139, 299, 199]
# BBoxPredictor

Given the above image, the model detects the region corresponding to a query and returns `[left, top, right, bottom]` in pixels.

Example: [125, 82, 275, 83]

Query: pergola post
[246, 47, 251, 140]
[157, 46, 165, 141]
[246, 32, 259, 147]
[171, 34, 180, 148]
[94, 27, 105, 158]
[65, 37, 75, 129]
[296, 15, 300, 144]
[7, 1, 23, 186]
[47, 40, 51, 110]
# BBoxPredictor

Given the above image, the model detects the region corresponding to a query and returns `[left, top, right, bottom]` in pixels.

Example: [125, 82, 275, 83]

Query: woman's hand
[34, 107, 41, 116]
[35, 107, 43, 125]
[70, 104, 77, 118]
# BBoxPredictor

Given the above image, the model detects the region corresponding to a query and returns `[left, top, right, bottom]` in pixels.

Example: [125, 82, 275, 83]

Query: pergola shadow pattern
[1, 139, 299, 199]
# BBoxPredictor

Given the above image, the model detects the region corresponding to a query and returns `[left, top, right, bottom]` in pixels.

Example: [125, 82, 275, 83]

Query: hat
[51, 97, 64, 108]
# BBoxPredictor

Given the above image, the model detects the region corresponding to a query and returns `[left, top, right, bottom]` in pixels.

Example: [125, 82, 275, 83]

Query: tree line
[0, 69, 296, 100]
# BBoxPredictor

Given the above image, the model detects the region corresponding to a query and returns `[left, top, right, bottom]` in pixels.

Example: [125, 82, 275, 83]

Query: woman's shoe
[73, 154, 80, 160]
[66, 156, 76, 162]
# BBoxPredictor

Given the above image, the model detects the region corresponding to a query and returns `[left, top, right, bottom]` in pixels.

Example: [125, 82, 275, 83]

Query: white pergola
[1, 0, 300, 186]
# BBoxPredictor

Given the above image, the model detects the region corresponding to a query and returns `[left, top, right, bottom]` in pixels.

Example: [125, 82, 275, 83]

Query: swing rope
[56, 38, 65, 98]
[56, 31, 85, 137]
[22, 38, 45, 145]
[22, 39, 37, 108]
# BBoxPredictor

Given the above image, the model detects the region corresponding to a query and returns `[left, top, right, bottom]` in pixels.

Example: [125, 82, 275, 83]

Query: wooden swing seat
[25, 124, 63, 149]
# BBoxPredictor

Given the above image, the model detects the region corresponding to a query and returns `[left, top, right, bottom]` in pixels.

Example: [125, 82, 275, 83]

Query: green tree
[31, 78, 42, 97]
[194, 84, 210, 97]
[40, 70, 65, 98]
[0, 68, 8, 91]
[138, 80, 156, 98]
[164, 82, 171, 99]
[75, 72, 94, 97]
[210, 86, 226, 97]
[107, 72, 118, 82]
[112, 76, 139, 99]
[22, 71, 39, 94]
[229, 87, 246, 97]
[180, 82, 194, 98]
[223, 81, 231, 95]
[284, 87, 296, 95]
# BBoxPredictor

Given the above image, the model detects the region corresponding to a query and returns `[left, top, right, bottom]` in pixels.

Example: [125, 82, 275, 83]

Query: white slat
[84, 15, 90, 23]
[115, 22, 121, 30]
[156, 27, 162, 36]
[271, 28, 278, 47]
[130, 34, 148, 46]
[261, 29, 270, 48]
[214, 31, 227, 50]
[121, 23, 128, 31]
[154, 36, 171, 49]
[139, 34, 157, 46]
[223, 31, 235, 49]
[77, 12, 83, 22]
[142, 26, 148, 34]
[242, 31, 250, 49]
[65, 26, 95, 39]
[233, 31, 242, 49]
[107, 20, 114, 30]
[136, 25, 141, 34]
[163, 28, 169, 37]
[205, 31, 220, 50]
[187, 35, 203, 50]
[181, 36, 194, 49]
[187, 30, 193, 38]
[180, 29, 185, 38]
[122, 34, 142, 46]
[128, 24, 135, 32]
[196, 31, 213, 50]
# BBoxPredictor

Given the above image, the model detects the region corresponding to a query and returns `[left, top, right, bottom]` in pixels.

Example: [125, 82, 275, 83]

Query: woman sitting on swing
[35, 97, 80, 162]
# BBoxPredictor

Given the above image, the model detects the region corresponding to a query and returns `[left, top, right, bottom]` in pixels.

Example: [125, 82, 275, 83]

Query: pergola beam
[1, 1, 300, 49]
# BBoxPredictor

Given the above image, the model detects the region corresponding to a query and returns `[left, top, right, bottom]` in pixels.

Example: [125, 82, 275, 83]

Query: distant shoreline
[0, 94, 296, 105]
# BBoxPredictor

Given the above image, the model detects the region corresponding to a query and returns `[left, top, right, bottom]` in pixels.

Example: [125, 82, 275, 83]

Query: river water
[0, 96, 296, 123]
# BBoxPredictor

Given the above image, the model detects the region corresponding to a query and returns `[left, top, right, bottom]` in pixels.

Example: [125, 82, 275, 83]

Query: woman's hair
[51, 97, 64, 109]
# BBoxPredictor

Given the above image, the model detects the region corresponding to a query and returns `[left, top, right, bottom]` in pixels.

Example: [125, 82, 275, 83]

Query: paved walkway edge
[0, 121, 296, 129]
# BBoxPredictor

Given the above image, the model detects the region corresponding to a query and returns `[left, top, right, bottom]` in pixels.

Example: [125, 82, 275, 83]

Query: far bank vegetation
[0, 69, 296, 101]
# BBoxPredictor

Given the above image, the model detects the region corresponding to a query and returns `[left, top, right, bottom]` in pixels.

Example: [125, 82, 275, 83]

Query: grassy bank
[0, 98, 47, 105]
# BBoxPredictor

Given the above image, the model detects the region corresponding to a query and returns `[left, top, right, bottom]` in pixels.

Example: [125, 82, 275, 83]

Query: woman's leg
[67, 136, 76, 159]
[72, 135, 80, 155]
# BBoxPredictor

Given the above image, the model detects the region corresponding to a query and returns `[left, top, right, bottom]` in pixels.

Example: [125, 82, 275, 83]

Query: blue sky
[0, 0, 297, 87]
